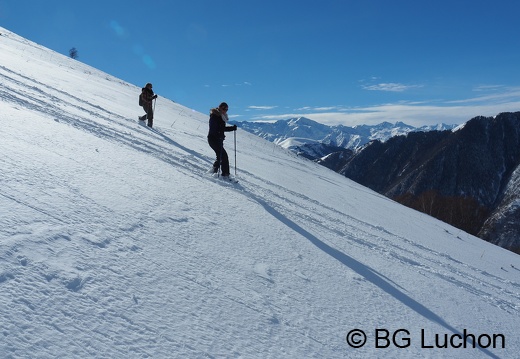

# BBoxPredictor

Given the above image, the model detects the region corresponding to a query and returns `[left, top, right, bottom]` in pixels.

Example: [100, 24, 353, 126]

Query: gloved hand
[232, 125, 237, 131]
[152, 94, 158, 99]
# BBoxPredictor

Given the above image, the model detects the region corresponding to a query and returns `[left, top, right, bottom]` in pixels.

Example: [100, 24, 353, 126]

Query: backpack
[139, 93, 144, 106]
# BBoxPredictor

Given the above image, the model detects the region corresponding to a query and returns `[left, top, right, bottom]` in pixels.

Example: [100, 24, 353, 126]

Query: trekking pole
[218, 142, 223, 178]
[234, 130, 237, 176]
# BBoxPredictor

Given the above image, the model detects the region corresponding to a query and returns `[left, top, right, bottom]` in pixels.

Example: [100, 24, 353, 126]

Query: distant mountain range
[235, 114, 520, 254]
[235, 117, 457, 153]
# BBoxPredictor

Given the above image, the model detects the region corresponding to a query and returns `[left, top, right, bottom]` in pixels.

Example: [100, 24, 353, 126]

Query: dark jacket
[208, 108, 236, 141]
[141, 87, 155, 105]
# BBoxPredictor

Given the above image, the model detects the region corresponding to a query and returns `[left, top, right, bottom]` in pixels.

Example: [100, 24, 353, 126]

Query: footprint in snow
[294, 270, 310, 281]
[65, 276, 87, 292]
[254, 263, 274, 283]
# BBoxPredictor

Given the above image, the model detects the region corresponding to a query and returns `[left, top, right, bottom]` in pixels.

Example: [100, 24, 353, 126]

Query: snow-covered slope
[277, 137, 350, 161]
[1, 28, 519, 359]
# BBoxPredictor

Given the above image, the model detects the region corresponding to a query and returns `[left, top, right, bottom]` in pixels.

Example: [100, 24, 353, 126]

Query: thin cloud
[447, 86, 520, 105]
[294, 106, 344, 111]
[220, 82, 252, 88]
[473, 85, 505, 92]
[249, 106, 474, 127]
[313, 106, 341, 111]
[362, 83, 423, 92]
[248, 88, 520, 127]
[248, 105, 278, 110]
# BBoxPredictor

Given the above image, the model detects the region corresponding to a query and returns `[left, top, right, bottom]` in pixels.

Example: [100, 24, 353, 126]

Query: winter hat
[219, 102, 228, 110]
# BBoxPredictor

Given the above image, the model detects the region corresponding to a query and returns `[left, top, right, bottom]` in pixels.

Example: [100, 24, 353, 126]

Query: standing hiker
[139, 82, 157, 128]
[207, 102, 237, 178]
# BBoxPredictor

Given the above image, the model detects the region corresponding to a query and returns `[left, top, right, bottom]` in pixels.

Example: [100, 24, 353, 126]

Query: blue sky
[2, 0, 520, 126]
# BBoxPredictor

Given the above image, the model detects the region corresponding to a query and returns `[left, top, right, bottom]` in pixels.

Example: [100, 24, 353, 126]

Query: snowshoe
[221, 175, 239, 183]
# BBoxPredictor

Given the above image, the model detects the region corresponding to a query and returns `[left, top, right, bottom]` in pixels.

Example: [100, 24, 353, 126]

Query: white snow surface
[1, 28, 519, 359]
[277, 137, 319, 149]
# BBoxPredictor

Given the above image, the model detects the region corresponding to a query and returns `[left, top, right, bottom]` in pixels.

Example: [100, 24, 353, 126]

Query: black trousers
[208, 137, 230, 176]
[141, 102, 154, 127]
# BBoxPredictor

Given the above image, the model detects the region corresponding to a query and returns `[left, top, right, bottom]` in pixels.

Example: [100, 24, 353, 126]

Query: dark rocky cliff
[331, 112, 520, 253]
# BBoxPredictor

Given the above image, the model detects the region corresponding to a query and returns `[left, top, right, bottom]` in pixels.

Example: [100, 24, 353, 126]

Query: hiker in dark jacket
[139, 82, 157, 127]
[207, 102, 237, 177]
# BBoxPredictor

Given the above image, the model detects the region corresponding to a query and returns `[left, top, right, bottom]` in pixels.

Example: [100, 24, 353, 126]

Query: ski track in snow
[229, 169, 520, 316]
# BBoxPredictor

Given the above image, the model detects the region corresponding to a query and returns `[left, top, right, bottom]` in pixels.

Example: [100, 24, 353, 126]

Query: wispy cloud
[220, 82, 252, 88]
[248, 105, 277, 110]
[449, 86, 520, 104]
[295, 106, 345, 112]
[204, 81, 252, 88]
[362, 82, 423, 92]
[473, 85, 505, 92]
[247, 87, 520, 127]
[313, 106, 342, 111]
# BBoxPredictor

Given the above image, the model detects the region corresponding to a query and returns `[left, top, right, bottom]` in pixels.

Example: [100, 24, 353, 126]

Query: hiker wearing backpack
[207, 102, 237, 178]
[139, 82, 157, 128]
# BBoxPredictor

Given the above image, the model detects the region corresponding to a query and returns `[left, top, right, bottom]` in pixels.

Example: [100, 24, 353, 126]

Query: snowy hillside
[1, 27, 519, 359]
